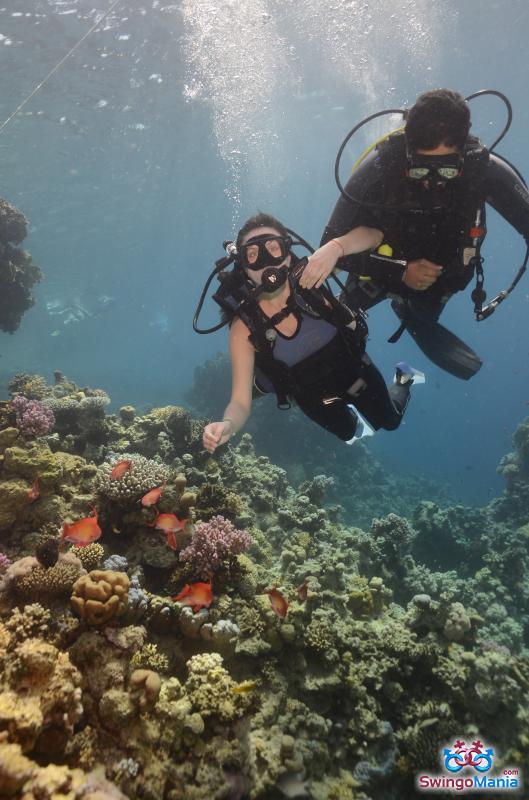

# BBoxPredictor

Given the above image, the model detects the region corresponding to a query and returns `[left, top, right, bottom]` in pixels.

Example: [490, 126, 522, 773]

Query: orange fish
[61, 507, 102, 546]
[110, 459, 132, 480]
[266, 588, 288, 619]
[147, 512, 187, 550]
[173, 580, 214, 613]
[141, 482, 166, 507]
[28, 477, 40, 502]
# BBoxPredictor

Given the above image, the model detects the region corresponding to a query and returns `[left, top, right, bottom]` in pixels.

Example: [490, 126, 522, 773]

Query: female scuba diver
[202, 212, 424, 454]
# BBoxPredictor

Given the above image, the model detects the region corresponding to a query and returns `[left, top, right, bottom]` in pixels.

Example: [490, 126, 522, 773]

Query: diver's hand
[299, 242, 340, 289]
[203, 421, 232, 453]
[403, 258, 443, 290]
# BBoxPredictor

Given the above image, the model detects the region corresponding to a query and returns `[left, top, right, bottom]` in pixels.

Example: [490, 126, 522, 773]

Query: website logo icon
[444, 740, 494, 773]
[417, 737, 522, 794]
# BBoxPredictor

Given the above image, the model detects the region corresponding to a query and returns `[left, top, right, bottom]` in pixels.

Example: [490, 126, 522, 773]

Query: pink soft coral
[179, 514, 251, 578]
[12, 394, 54, 437]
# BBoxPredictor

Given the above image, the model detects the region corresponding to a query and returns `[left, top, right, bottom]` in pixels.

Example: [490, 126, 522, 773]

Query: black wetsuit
[322, 141, 529, 320]
[247, 269, 411, 442]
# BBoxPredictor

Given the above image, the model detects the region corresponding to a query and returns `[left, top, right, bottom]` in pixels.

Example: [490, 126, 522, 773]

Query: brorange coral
[70, 570, 130, 626]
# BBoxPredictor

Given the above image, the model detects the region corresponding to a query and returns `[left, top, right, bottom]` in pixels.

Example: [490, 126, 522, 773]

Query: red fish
[173, 580, 214, 613]
[147, 512, 188, 550]
[61, 507, 102, 546]
[28, 477, 40, 502]
[110, 459, 132, 480]
[141, 481, 166, 507]
[266, 588, 288, 619]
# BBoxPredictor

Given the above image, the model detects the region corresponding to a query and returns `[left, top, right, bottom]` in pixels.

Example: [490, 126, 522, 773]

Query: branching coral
[179, 515, 252, 578]
[12, 395, 55, 437]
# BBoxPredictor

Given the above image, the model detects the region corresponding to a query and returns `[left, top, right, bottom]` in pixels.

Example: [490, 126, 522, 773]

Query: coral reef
[179, 515, 252, 578]
[70, 571, 130, 626]
[0, 372, 528, 799]
[11, 395, 55, 438]
[0, 197, 42, 334]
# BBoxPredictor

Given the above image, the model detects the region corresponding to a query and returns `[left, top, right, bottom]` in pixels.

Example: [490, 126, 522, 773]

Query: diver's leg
[347, 356, 410, 431]
[294, 394, 359, 442]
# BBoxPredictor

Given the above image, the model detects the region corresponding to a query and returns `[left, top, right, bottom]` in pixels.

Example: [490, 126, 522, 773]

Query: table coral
[70, 570, 130, 626]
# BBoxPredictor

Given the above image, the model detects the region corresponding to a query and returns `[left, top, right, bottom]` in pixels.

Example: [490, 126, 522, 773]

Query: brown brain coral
[70, 570, 130, 626]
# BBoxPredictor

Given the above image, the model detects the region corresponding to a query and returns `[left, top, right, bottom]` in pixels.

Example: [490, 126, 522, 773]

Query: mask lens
[244, 244, 259, 265]
[437, 166, 460, 179]
[408, 166, 430, 179]
[264, 238, 283, 258]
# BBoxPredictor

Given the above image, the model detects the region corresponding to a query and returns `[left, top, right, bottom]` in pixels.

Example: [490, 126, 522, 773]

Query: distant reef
[0, 197, 41, 334]
[0, 370, 527, 800]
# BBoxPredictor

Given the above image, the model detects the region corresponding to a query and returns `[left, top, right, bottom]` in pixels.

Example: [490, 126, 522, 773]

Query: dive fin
[346, 407, 376, 445]
[390, 300, 482, 380]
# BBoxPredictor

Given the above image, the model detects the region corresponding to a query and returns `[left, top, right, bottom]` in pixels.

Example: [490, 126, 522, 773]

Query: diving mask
[406, 152, 463, 182]
[237, 235, 292, 271]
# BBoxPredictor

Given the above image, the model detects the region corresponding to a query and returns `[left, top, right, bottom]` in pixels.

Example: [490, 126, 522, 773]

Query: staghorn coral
[71, 570, 130, 626]
[94, 453, 170, 504]
[179, 514, 252, 578]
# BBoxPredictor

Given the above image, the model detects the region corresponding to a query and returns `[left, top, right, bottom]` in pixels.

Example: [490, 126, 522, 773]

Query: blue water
[1, 0, 528, 505]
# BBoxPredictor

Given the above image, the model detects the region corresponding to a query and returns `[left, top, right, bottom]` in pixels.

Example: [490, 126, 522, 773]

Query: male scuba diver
[196, 213, 424, 451]
[302, 89, 529, 379]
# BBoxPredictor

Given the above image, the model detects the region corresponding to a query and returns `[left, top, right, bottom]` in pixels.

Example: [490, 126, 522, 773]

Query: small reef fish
[297, 579, 309, 603]
[110, 459, 132, 480]
[141, 481, 166, 507]
[232, 680, 257, 694]
[28, 477, 40, 502]
[266, 588, 288, 619]
[173, 580, 213, 613]
[61, 507, 102, 546]
[148, 512, 188, 550]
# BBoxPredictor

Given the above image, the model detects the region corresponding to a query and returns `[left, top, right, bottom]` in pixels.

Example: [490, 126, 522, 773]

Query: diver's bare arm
[221, 320, 255, 436]
[300, 226, 383, 289]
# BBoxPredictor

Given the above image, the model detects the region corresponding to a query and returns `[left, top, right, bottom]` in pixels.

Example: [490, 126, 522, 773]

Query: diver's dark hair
[405, 89, 471, 151]
[236, 212, 289, 250]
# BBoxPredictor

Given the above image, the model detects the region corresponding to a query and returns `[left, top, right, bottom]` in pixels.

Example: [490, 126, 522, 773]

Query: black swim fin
[390, 300, 483, 381]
